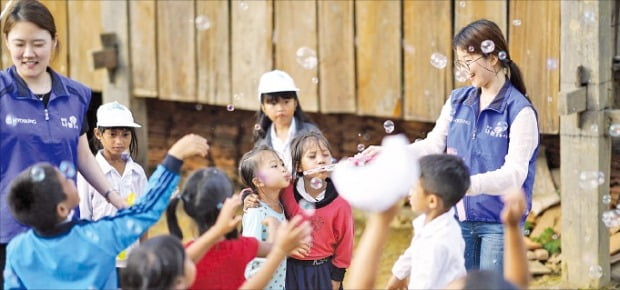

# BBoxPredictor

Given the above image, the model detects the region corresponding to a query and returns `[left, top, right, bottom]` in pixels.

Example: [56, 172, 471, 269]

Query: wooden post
[100, 0, 148, 167]
[560, 0, 614, 287]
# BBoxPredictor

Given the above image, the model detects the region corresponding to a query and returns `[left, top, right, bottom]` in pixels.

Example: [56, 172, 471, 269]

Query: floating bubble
[311, 77, 319, 84]
[357, 144, 365, 152]
[299, 199, 316, 217]
[579, 171, 605, 189]
[430, 52, 448, 69]
[590, 124, 599, 133]
[226, 104, 235, 112]
[546, 58, 558, 70]
[59, 161, 76, 179]
[467, 45, 475, 53]
[459, 1, 466, 8]
[583, 10, 596, 23]
[498, 51, 507, 60]
[423, 89, 431, 96]
[402, 40, 415, 55]
[552, 234, 558, 240]
[254, 124, 261, 131]
[384, 120, 395, 134]
[492, 259, 497, 264]
[547, 96, 553, 103]
[602, 209, 620, 228]
[195, 104, 203, 111]
[512, 19, 522, 26]
[310, 177, 323, 190]
[455, 69, 469, 83]
[194, 15, 211, 31]
[603, 194, 612, 204]
[296, 47, 318, 70]
[523, 229, 530, 236]
[30, 166, 45, 182]
[588, 265, 603, 279]
[239, 1, 249, 11]
[609, 124, 620, 137]
[480, 40, 495, 54]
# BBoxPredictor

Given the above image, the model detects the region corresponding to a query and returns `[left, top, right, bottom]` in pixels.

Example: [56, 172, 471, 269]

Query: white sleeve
[468, 107, 539, 195]
[391, 241, 414, 280]
[408, 98, 451, 157]
[77, 173, 94, 220]
[408, 243, 448, 289]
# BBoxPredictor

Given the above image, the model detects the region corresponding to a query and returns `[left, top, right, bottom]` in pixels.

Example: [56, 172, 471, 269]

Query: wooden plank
[355, 1, 401, 117]
[196, 0, 230, 106]
[454, 0, 507, 35]
[274, 0, 318, 112]
[509, 0, 560, 134]
[231, 0, 273, 111]
[560, 1, 615, 287]
[318, 0, 355, 113]
[157, 0, 195, 102]
[129, 0, 157, 98]
[403, 0, 451, 122]
[67, 0, 103, 91]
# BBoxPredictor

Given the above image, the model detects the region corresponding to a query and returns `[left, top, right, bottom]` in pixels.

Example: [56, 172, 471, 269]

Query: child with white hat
[77, 101, 148, 274]
[253, 70, 321, 173]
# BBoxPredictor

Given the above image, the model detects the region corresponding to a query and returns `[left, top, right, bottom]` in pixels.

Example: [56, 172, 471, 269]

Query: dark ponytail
[165, 196, 183, 240]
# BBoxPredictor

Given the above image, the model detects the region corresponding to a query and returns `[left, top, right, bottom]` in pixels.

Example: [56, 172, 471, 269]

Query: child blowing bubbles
[77, 101, 147, 270]
[239, 146, 293, 289]
[388, 154, 470, 289]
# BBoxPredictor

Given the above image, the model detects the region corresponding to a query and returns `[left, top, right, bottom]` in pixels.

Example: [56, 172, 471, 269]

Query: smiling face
[6, 21, 56, 82]
[455, 47, 500, 89]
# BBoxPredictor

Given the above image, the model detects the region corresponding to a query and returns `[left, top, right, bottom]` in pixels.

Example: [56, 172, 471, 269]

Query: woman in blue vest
[0, 0, 125, 282]
[363, 19, 539, 276]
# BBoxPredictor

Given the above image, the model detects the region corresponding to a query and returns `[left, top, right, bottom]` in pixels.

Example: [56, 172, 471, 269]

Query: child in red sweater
[245, 131, 354, 289]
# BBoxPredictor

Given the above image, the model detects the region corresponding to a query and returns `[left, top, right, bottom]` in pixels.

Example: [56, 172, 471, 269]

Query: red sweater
[280, 179, 354, 271]
[186, 236, 259, 290]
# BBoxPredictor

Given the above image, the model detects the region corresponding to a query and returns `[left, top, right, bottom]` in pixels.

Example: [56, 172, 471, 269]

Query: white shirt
[269, 117, 297, 173]
[295, 177, 326, 202]
[391, 209, 466, 289]
[409, 98, 539, 197]
[77, 150, 148, 267]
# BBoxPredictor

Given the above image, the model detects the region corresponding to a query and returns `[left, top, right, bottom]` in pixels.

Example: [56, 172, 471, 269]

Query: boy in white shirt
[387, 154, 470, 289]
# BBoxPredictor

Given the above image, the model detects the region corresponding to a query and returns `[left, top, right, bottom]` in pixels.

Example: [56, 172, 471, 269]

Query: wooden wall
[0, 0, 562, 134]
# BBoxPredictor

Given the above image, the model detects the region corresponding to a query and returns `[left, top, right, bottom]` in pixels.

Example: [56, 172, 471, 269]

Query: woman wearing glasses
[363, 18, 538, 279]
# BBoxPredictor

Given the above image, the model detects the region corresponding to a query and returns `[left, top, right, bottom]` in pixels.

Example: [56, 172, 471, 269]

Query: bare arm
[77, 134, 126, 209]
[501, 190, 530, 289]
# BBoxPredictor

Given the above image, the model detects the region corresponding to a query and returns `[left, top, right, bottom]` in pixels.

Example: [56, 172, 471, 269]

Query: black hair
[93, 126, 139, 159]
[462, 270, 518, 290]
[166, 167, 237, 240]
[418, 154, 471, 208]
[238, 145, 282, 193]
[121, 235, 186, 289]
[3, 0, 60, 60]
[8, 163, 67, 234]
[253, 91, 315, 142]
[453, 19, 530, 102]
[289, 131, 333, 180]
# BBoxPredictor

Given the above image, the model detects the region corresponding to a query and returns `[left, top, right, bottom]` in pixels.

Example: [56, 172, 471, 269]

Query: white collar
[95, 150, 137, 176]
[269, 117, 297, 145]
[413, 208, 456, 238]
[296, 178, 326, 202]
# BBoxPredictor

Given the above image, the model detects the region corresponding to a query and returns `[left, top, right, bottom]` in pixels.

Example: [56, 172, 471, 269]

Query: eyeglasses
[454, 56, 483, 72]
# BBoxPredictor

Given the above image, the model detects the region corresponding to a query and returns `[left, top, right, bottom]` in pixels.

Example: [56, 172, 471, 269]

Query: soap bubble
[430, 53, 447, 69]
[59, 161, 76, 179]
[312, 77, 319, 84]
[30, 166, 45, 182]
[226, 104, 235, 111]
[467, 45, 475, 53]
[603, 194, 611, 204]
[609, 124, 620, 137]
[357, 144, 365, 152]
[239, 1, 249, 11]
[296, 47, 318, 70]
[310, 177, 323, 189]
[195, 104, 203, 111]
[578, 171, 605, 189]
[588, 265, 603, 279]
[546, 58, 558, 70]
[512, 19, 522, 26]
[455, 69, 469, 83]
[480, 40, 495, 54]
[498, 51, 507, 60]
[194, 15, 211, 31]
[459, 1, 466, 8]
[383, 120, 395, 134]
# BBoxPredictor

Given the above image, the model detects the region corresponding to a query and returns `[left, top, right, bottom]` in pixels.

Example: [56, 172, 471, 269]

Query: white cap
[96, 101, 141, 128]
[257, 70, 299, 102]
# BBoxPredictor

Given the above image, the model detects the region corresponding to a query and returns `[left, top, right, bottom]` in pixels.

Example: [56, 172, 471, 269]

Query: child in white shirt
[388, 154, 470, 289]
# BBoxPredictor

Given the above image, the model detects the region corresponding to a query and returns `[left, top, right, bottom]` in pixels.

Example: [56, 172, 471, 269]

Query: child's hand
[107, 190, 128, 209]
[243, 193, 260, 211]
[213, 195, 243, 235]
[273, 215, 312, 254]
[168, 134, 209, 160]
[501, 189, 526, 227]
[386, 275, 408, 290]
[289, 242, 311, 258]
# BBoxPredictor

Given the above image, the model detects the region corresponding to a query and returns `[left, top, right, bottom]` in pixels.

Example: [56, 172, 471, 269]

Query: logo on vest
[61, 115, 79, 129]
[484, 121, 509, 138]
[5, 114, 37, 127]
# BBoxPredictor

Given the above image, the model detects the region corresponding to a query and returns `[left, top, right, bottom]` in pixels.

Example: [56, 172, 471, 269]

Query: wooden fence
[0, 0, 560, 134]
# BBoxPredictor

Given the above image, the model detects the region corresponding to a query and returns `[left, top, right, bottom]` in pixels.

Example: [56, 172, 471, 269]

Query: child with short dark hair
[3, 134, 208, 289]
[387, 154, 471, 289]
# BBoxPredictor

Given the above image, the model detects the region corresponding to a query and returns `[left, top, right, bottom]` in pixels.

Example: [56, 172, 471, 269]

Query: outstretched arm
[501, 190, 530, 289]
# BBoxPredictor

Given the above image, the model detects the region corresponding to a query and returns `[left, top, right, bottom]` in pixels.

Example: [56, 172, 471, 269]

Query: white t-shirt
[77, 150, 148, 267]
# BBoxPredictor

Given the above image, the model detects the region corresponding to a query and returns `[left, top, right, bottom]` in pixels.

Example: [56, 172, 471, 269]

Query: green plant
[532, 227, 561, 255]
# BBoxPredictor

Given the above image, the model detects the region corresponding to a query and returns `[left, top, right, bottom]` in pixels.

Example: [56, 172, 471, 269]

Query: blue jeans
[459, 221, 504, 275]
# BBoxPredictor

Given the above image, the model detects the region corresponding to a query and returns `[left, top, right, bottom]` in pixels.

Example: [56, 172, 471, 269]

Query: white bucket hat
[257, 70, 299, 102]
[96, 101, 141, 128]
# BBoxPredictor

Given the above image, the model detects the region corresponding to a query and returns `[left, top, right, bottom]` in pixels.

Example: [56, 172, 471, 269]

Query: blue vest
[446, 81, 538, 223]
[0, 66, 91, 243]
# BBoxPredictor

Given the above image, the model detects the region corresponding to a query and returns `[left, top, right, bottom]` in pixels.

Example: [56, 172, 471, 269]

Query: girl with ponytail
[363, 18, 539, 279]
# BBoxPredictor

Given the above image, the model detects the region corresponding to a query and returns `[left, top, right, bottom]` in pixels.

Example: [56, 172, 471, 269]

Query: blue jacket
[447, 81, 538, 223]
[4, 156, 182, 289]
[0, 66, 91, 243]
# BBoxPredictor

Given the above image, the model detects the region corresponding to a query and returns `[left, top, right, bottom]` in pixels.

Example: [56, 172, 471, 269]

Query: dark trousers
[1, 243, 6, 290]
[286, 258, 342, 290]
